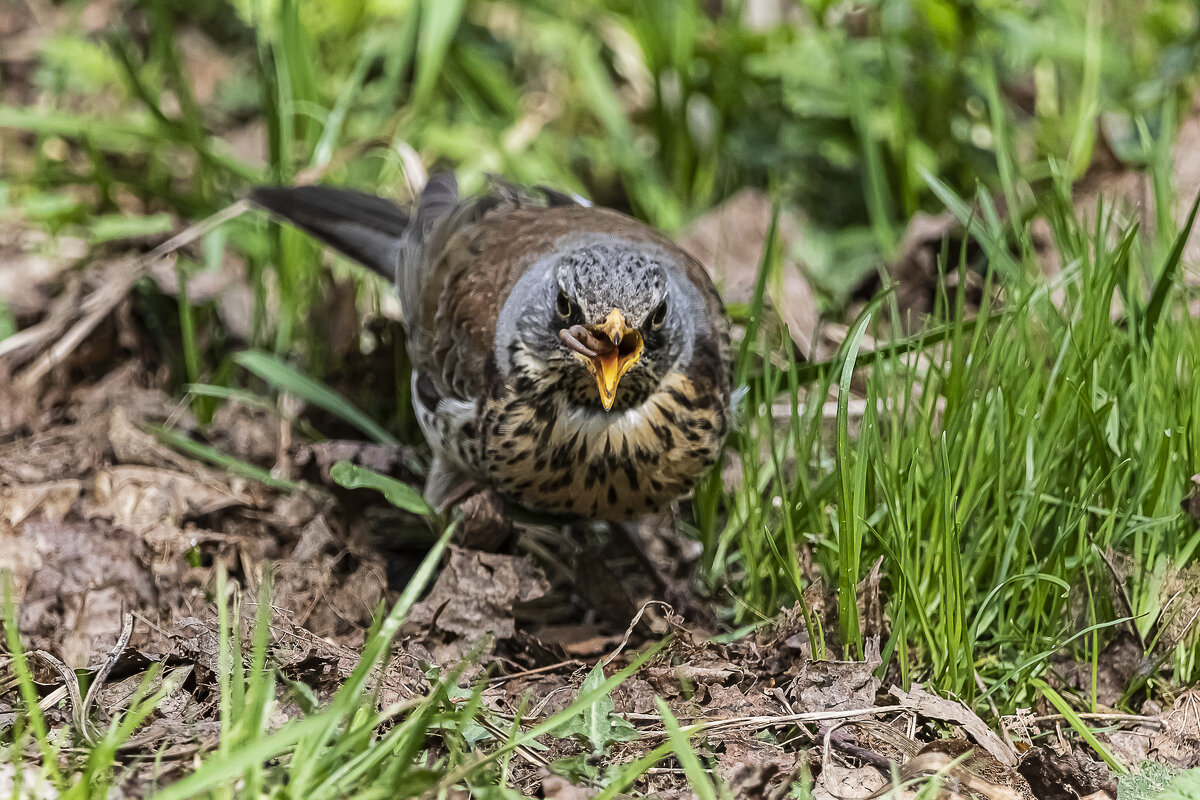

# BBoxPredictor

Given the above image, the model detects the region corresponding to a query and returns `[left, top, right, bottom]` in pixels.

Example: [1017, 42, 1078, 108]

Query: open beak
[591, 309, 643, 410]
[559, 308, 643, 411]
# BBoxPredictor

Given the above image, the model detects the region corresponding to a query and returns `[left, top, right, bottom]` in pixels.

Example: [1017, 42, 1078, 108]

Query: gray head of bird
[495, 238, 706, 411]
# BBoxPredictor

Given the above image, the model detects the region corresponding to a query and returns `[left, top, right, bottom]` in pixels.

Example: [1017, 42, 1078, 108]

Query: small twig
[819, 721, 894, 772]
[976, 670, 1017, 753]
[474, 715, 551, 771]
[35, 650, 96, 744]
[602, 600, 673, 667]
[1023, 712, 1161, 727]
[487, 659, 586, 686]
[632, 704, 909, 738]
[7, 201, 250, 386]
[82, 613, 135, 723]
[37, 685, 68, 713]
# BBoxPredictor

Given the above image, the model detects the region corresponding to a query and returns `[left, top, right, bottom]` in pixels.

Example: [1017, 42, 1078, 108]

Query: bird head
[547, 241, 698, 410]
[495, 237, 708, 411]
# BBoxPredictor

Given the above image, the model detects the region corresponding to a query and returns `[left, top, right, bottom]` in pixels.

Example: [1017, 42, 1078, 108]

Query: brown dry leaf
[206, 401, 281, 465]
[541, 774, 595, 800]
[789, 640, 882, 714]
[716, 740, 798, 797]
[275, 513, 389, 637]
[86, 465, 251, 532]
[0, 221, 86, 318]
[610, 677, 659, 715]
[69, 362, 188, 426]
[876, 749, 1029, 800]
[0, 416, 109, 483]
[295, 439, 420, 483]
[812, 764, 886, 800]
[1071, 98, 1200, 285]
[1016, 746, 1116, 800]
[1174, 104, 1200, 282]
[890, 683, 1017, 769]
[1134, 97, 1200, 284]
[0, 480, 82, 527]
[531, 624, 623, 658]
[404, 547, 551, 664]
[171, 617, 225, 678]
[678, 188, 818, 355]
[106, 408, 201, 471]
[875, 211, 988, 330]
[4, 518, 155, 667]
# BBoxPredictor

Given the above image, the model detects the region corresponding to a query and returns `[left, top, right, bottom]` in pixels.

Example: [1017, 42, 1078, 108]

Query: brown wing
[410, 201, 728, 402]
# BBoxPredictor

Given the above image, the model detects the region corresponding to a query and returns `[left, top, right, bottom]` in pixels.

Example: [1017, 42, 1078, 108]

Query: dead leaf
[0, 417, 109, 483]
[531, 624, 623, 658]
[541, 774, 595, 800]
[812, 764, 886, 800]
[871, 211, 988, 330]
[875, 748, 1030, 800]
[790, 640, 882, 714]
[1016, 746, 1116, 800]
[273, 513, 389, 637]
[87, 465, 251, 531]
[1170, 99, 1200, 284]
[4, 518, 155, 667]
[106, 408, 199, 471]
[0, 480, 82, 527]
[678, 189, 818, 355]
[404, 547, 550, 664]
[0, 221, 85, 318]
[295, 439, 420, 483]
[891, 683, 1017, 769]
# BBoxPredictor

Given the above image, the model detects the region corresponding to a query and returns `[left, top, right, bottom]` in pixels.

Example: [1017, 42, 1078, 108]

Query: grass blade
[235, 349, 399, 445]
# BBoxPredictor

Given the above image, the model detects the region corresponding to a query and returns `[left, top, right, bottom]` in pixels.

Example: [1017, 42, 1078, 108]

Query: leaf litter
[3, 127, 1200, 800]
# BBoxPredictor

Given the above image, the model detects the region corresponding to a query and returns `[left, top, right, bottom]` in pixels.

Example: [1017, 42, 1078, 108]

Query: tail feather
[248, 185, 410, 283]
[413, 173, 459, 233]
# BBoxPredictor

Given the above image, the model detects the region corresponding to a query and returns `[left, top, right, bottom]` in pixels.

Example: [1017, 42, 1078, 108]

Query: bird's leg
[455, 486, 515, 551]
[439, 479, 486, 510]
[608, 520, 672, 597]
[424, 457, 514, 550]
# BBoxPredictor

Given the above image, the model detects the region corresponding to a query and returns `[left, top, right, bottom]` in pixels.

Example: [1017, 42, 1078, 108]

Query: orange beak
[586, 309, 643, 411]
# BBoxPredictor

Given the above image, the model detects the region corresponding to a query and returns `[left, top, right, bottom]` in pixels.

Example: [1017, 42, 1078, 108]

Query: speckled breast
[478, 372, 728, 519]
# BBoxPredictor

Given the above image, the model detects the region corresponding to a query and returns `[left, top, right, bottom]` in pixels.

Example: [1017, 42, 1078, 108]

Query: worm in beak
[559, 308, 643, 410]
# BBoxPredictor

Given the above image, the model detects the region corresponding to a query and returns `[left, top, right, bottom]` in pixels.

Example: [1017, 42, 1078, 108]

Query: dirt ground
[2, 206, 1199, 800]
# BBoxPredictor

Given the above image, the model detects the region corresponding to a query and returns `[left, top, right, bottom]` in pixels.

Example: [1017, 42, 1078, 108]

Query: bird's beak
[588, 309, 643, 410]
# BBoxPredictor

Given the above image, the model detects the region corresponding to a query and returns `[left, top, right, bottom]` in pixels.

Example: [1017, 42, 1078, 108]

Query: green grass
[713, 163, 1200, 696]
[3, 0, 1200, 796]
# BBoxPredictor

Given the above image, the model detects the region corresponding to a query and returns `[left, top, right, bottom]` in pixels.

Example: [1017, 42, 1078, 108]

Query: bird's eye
[650, 300, 668, 329]
[556, 291, 573, 319]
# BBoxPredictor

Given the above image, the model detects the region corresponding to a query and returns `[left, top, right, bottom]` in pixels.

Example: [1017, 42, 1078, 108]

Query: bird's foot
[452, 485, 516, 551]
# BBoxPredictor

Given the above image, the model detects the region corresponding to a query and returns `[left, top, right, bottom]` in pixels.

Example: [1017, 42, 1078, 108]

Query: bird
[249, 174, 731, 521]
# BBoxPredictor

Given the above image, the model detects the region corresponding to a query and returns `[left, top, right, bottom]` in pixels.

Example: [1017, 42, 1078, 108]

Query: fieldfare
[251, 175, 731, 520]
